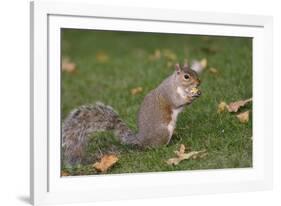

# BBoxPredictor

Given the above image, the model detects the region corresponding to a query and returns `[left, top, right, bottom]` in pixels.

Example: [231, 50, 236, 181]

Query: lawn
[61, 29, 252, 176]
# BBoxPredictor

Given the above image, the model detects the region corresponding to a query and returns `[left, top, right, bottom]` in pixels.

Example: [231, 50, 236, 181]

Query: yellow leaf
[166, 144, 207, 166]
[179, 144, 185, 154]
[217, 101, 228, 113]
[131, 86, 143, 95]
[174, 144, 186, 157]
[166, 61, 173, 68]
[162, 49, 177, 61]
[166, 157, 182, 165]
[93, 154, 119, 173]
[209, 67, 218, 74]
[200, 58, 208, 68]
[236, 111, 250, 123]
[149, 49, 161, 61]
[96, 51, 109, 63]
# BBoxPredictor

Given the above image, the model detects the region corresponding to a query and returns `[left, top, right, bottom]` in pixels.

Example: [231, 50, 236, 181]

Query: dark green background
[62, 29, 252, 175]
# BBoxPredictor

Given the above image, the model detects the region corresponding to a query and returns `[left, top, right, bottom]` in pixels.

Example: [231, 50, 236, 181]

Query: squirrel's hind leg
[139, 125, 170, 148]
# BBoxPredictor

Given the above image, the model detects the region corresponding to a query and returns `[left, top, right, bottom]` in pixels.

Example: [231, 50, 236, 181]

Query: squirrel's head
[174, 63, 201, 97]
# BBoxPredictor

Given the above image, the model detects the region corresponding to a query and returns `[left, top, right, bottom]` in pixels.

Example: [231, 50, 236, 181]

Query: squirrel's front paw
[186, 87, 201, 98]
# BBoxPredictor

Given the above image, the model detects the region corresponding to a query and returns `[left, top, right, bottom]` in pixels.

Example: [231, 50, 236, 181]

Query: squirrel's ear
[175, 64, 181, 74]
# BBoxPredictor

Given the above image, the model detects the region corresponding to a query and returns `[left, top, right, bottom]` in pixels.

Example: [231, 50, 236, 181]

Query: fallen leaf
[217, 101, 228, 113]
[61, 171, 70, 176]
[149, 49, 161, 61]
[236, 110, 250, 123]
[174, 144, 186, 157]
[201, 58, 208, 68]
[227, 98, 252, 113]
[93, 154, 118, 173]
[96, 51, 109, 63]
[209, 67, 218, 74]
[166, 157, 182, 165]
[166, 61, 173, 68]
[131, 86, 143, 95]
[191, 58, 208, 74]
[162, 49, 177, 61]
[62, 57, 76, 73]
[166, 144, 207, 165]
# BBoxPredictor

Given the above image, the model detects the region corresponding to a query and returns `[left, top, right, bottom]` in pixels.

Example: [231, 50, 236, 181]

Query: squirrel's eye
[184, 74, 190, 80]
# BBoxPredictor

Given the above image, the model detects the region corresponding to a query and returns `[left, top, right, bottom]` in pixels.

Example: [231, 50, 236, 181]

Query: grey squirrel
[62, 63, 201, 166]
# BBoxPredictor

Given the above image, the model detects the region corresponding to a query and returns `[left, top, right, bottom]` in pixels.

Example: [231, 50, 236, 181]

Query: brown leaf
[166, 144, 207, 165]
[166, 157, 182, 165]
[174, 144, 186, 157]
[61, 171, 70, 176]
[217, 101, 228, 113]
[179, 144, 186, 154]
[166, 61, 173, 68]
[227, 98, 252, 113]
[236, 111, 250, 123]
[131, 86, 143, 95]
[96, 51, 109, 63]
[62, 57, 76, 73]
[209, 67, 218, 74]
[162, 49, 177, 61]
[149, 49, 161, 61]
[93, 154, 119, 173]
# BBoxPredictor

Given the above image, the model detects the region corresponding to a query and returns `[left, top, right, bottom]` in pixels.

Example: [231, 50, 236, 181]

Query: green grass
[61, 29, 252, 176]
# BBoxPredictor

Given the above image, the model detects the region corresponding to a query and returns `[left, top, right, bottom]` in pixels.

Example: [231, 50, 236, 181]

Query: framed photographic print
[30, 0, 273, 205]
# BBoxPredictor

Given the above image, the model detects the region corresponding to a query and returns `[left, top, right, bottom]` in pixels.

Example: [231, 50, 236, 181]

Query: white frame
[30, 0, 273, 205]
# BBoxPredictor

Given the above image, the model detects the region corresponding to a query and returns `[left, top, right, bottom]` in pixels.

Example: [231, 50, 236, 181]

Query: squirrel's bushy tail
[62, 102, 139, 166]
